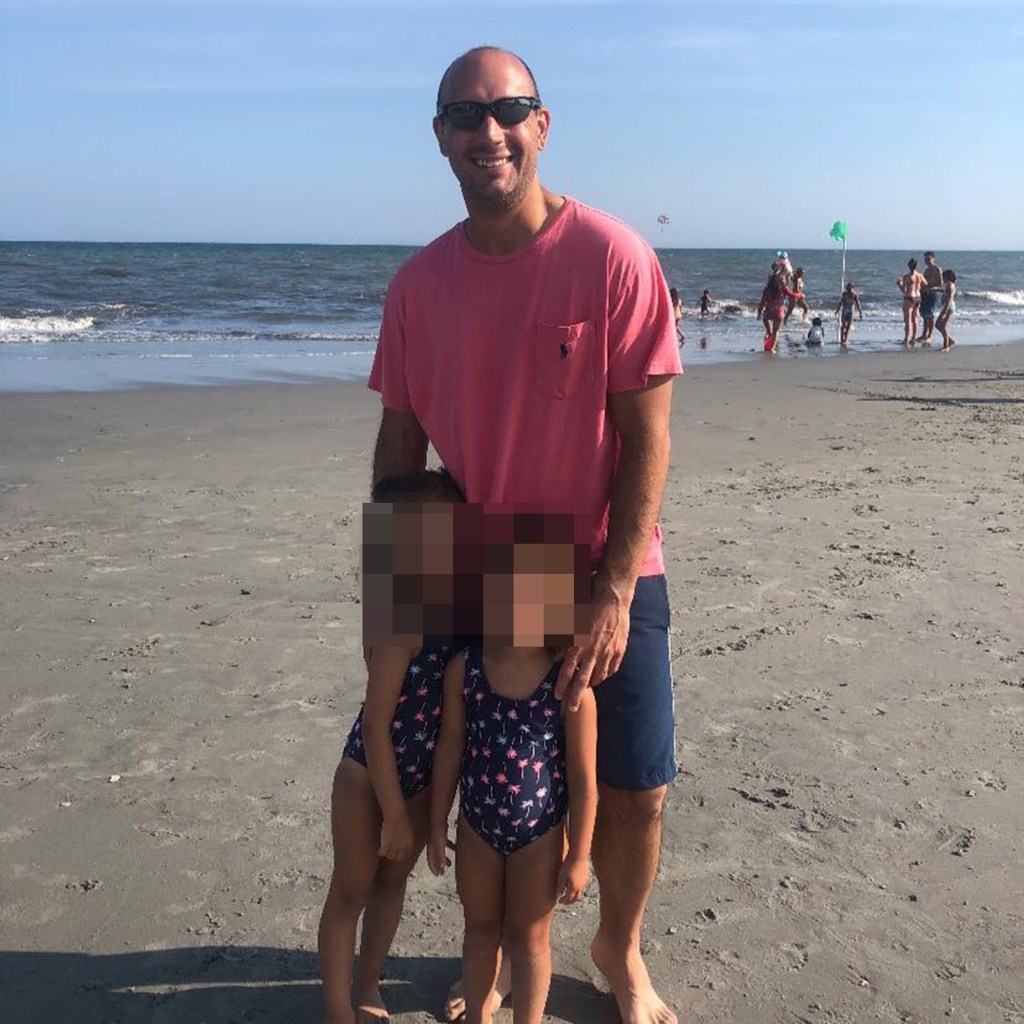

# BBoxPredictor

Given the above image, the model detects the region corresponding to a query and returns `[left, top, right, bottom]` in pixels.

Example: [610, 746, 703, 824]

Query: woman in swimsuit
[937, 269, 957, 351]
[897, 257, 927, 347]
[758, 265, 803, 354]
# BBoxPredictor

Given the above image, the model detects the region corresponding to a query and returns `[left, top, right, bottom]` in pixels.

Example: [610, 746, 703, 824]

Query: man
[917, 250, 944, 343]
[369, 46, 681, 1024]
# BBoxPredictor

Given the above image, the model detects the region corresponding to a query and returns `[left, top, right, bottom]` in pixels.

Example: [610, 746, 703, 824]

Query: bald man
[366, 47, 681, 1024]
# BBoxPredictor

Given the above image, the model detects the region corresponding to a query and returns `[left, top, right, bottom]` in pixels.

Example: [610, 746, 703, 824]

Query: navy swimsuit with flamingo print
[343, 645, 453, 799]
[458, 647, 568, 856]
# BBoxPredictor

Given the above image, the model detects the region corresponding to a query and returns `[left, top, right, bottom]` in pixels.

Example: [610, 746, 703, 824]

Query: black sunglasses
[436, 96, 541, 132]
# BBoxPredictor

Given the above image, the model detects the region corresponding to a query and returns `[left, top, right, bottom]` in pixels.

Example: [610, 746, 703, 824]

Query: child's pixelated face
[482, 541, 588, 648]
[363, 504, 591, 648]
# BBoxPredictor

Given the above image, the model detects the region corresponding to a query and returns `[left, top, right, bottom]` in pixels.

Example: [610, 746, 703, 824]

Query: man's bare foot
[591, 931, 677, 1024]
[444, 961, 511, 1022]
[352, 984, 389, 1023]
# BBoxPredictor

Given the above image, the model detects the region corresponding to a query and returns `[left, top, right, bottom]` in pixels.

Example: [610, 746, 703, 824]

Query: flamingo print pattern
[343, 645, 453, 798]
[458, 648, 567, 856]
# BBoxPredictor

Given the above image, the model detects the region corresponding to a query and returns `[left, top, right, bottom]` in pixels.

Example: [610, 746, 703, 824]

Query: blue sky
[2, 0, 1022, 248]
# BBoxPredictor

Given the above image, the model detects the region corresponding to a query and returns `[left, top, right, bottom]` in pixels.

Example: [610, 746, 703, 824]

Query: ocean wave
[963, 289, 1024, 307]
[0, 314, 95, 339]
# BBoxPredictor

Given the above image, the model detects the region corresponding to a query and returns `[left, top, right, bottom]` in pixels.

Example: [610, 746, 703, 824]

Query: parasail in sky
[657, 213, 670, 225]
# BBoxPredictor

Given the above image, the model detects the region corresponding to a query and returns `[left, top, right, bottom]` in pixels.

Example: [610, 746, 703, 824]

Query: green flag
[829, 220, 847, 243]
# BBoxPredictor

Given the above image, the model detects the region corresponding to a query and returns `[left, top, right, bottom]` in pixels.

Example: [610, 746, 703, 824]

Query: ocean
[2, 242, 1022, 392]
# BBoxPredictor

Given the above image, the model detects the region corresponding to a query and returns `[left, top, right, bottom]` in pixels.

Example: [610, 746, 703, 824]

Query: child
[428, 542, 598, 1024]
[937, 268, 957, 351]
[835, 281, 863, 347]
[699, 288, 713, 317]
[669, 287, 685, 344]
[784, 267, 811, 323]
[318, 468, 464, 1024]
[806, 316, 825, 347]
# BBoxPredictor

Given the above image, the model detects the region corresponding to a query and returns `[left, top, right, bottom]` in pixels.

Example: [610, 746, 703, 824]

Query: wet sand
[1, 343, 1023, 1023]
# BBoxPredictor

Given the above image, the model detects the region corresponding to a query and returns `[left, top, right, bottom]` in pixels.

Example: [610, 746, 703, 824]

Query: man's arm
[372, 407, 428, 487]
[556, 374, 674, 710]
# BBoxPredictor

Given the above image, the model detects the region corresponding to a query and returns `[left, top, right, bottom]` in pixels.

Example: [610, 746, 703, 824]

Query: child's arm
[558, 688, 598, 904]
[362, 644, 419, 861]
[834, 295, 843, 315]
[427, 653, 466, 876]
[855, 294, 864, 318]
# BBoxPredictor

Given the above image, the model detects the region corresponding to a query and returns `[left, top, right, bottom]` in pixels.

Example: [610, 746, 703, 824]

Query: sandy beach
[2, 344, 1023, 1024]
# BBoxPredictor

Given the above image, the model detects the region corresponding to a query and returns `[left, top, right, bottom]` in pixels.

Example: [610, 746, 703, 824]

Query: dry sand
[2, 345, 1023, 1024]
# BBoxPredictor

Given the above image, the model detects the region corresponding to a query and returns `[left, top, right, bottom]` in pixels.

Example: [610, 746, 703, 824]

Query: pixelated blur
[362, 502, 591, 648]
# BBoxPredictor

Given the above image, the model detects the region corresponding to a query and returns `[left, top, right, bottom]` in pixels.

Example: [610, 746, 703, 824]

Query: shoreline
[2, 331, 1024, 395]
[2, 346, 1023, 1023]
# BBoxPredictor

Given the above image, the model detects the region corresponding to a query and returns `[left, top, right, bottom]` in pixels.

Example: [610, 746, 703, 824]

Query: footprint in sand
[779, 942, 809, 971]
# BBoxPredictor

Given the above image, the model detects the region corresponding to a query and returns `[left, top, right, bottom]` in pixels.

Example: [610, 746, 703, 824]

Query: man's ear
[536, 107, 551, 151]
[433, 117, 449, 157]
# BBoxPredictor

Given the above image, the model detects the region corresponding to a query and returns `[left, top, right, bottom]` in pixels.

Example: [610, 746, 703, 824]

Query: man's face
[925, 254, 936, 267]
[433, 50, 549, 213]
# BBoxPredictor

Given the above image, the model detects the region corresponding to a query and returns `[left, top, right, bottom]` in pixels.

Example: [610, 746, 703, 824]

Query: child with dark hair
[834, 282, 863, 347]
[319, 468, 462, 1024]
[937, 269, 957, 351]
[806, 316, 825, 347]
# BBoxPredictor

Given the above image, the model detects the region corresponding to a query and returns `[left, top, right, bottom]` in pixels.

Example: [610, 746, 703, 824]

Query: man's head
[433, 47, 549, 214]
[924, 251, 937, 265]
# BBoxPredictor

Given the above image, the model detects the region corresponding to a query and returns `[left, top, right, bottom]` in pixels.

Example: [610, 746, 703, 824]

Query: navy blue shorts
[594, 574, 677, 791]
[921, 290, 940, 320]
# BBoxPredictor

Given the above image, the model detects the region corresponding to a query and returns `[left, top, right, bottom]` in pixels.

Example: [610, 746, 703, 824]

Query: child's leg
[503, 825, 563, 1024]
[351, 786, 431, 1020]
[319, 760, 386, 1024]
[456, 817, 506, 1024]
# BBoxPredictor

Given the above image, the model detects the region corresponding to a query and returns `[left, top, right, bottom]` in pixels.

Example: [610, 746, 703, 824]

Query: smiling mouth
[472, 155, 513, 169]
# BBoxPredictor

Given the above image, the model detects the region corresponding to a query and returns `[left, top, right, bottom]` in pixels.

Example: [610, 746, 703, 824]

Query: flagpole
[839, 237, 847, 345]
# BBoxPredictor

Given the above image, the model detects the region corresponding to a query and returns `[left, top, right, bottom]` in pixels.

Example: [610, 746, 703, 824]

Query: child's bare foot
[352, 983, 389, 1022]
[444, 961, 510, 1021]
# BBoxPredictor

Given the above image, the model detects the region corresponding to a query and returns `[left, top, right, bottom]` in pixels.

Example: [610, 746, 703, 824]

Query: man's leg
[592, 785, 675, 1024]
[590, 575, 677, 1024]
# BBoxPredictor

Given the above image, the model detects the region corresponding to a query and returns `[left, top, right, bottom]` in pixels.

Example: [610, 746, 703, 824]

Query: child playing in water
[834, 282, 863, 347]
[669, 287, 685, 344]
[806, 316, 825, 347]
[699, 288, 713, 317]
[784, 267, 811, 323]
[937, 269, 957, 351]
[319, 468, 463, 1024]
[428, 538, 598, 1024]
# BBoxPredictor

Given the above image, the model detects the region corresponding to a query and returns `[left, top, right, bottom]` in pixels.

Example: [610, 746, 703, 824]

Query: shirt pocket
[532, 320, 598, 400]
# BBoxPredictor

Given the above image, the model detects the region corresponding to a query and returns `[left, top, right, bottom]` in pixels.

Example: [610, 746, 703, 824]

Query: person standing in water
[897, 258, 926, 347]
[834, 281, 863, 347]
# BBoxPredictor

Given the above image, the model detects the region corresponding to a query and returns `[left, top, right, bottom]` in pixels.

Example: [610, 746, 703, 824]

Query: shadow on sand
[1, 946, 617, 1023]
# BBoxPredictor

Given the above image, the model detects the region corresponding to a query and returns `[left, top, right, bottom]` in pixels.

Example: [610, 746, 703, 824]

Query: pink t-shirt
[368, 197, 682, 576]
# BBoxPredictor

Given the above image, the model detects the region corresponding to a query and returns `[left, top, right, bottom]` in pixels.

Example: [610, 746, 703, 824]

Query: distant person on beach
[917, 251, 944, 344]
[758, 262, 803, 354]
[699, 289, 713, 317]
[369, 45, 682, 1024]
[835, 282, 863, 347]
[670, 287, 685, 343]
[806, 316, 825, 347]
[784, 267, 810, 324]
[897, 258, 927, 347]
[318, 470, 464, 1024]
[937, 269, 957, 351]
